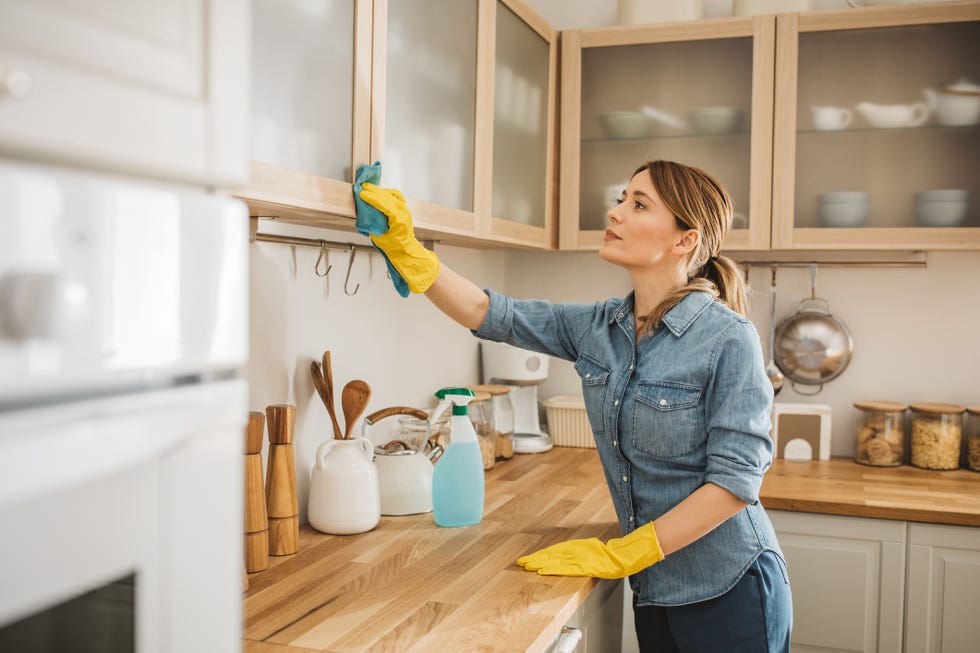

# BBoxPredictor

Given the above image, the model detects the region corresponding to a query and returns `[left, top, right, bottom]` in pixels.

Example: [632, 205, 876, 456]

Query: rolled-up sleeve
[703, 319, 774, 504]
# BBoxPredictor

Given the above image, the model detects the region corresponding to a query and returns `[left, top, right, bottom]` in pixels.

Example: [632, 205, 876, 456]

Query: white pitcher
[308, 437, 380, 535]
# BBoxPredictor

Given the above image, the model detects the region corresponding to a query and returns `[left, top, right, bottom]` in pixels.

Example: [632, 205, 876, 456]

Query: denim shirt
[474, 289, 784, 606]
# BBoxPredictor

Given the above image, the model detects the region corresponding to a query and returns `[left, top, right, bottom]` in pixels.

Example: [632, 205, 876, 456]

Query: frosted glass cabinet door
[492, 2, 549, 229]
[251, 0, 355, 181]
[773, 7, 980, 250]
[383, 0, 478, 212]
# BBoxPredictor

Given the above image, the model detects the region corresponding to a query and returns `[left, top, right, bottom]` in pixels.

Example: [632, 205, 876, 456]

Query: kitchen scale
[480, 341, 553, 454]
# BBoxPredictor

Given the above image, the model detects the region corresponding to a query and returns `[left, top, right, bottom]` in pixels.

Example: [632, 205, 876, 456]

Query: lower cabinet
[547, 578, 623, 653]
[770, 510, 980, 653]
[769, 510, 906, 653]
[905, 523, 980, 653]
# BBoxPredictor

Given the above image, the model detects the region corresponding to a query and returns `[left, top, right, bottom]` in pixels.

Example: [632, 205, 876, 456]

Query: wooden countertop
[243, 447, 620, 653]
[760, 458, 980, 527]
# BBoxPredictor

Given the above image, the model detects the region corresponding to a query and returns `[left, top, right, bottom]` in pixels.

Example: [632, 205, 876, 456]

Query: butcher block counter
[760, 458, 980, 527]
[243, 447, 620, 653]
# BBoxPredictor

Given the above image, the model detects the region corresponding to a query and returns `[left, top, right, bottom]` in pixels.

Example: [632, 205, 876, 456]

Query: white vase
[308, 437, 380, 535]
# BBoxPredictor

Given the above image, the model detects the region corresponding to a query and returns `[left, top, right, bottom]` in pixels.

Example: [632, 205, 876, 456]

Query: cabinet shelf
[582, 131, 751, 145]
[797, 124, 980, 136]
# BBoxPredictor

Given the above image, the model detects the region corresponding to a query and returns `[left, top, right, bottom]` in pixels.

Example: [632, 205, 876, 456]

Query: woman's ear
[673, 228, 700, 256]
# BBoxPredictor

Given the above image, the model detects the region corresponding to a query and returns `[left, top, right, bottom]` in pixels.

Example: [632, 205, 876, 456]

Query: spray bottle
[429, 387, 484, 527]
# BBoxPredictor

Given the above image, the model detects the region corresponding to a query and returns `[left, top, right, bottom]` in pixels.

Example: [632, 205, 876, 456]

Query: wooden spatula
[341, 380, 371, 439]
[320, 351, 344, 439]
[310, 361, 342, 439]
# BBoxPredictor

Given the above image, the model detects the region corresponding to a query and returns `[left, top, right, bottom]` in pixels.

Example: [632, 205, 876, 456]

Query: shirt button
[612, 440, 618, 446]
[585, 373, 591, 379]
[614, 399, 619, 406]
[629, 515, 635, 522]
[629, 364, 634, 371]
[618, 313, 624, 319]
[659, 399, 667, 406]
[622, 475, 628, 482]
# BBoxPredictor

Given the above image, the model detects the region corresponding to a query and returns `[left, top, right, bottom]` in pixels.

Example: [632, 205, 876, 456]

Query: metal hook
[314, 242, 332, 277]
[809, 264, 817, 300]
[344, 244, 360, 296]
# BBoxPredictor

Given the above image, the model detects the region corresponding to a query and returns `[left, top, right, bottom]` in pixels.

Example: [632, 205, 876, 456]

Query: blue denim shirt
[475, 289, 784, 606]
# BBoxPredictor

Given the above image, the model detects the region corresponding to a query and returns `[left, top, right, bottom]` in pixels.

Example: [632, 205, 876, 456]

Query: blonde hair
[635, 160, 748, 333]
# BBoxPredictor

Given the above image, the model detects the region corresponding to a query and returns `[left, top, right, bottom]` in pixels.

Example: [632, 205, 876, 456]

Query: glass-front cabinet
[772, 4, 980, 250]
[559, 17, 776, 251]
[238, 0, 372, 225]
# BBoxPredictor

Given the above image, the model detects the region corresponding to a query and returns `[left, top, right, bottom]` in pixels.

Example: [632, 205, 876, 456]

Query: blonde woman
[359, 160, 792, 652]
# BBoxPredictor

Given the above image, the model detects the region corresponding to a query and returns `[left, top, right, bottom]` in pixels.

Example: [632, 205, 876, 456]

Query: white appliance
[0, 159, 249, 652]
[481, 341, 552, 454]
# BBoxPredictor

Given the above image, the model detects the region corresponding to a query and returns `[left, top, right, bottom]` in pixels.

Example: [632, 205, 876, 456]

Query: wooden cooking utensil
[321, 351, 343, 439]
[310, 361, 342, 439]
[341, 380, 372, 439]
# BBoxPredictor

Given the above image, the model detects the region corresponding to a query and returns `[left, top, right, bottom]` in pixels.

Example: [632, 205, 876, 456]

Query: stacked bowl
[818, 191, 869, 228]
[914, 189, 968, 227]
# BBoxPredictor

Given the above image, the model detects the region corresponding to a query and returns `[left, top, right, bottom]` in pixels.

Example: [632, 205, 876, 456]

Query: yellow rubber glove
[516, 522, 665, 579]
[358, 183, 441, 294]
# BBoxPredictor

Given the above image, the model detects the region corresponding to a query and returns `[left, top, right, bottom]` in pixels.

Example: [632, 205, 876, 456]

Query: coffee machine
[480, 341, 552, 453]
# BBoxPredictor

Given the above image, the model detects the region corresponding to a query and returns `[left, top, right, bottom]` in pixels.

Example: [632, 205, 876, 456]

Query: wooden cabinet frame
[772, 4, 980, 250]
[558, 16, 776, 251]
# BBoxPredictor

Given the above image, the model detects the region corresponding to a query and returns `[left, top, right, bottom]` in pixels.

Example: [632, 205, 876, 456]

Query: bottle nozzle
[432, 387, 476, 419]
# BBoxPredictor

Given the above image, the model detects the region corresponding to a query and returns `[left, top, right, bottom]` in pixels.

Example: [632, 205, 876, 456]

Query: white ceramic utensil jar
[308, 437, 380, 535]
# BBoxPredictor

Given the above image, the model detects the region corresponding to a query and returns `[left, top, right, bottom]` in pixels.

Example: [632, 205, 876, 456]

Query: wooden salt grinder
[244, 411, 269, 573]
[265, 404, 299, 555]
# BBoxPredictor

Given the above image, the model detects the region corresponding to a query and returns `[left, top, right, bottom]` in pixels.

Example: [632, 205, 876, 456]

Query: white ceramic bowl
[688, 107, 741, 135]
[914, 191, 968, 227]
[818, 192, 869, 227]
[599, 112, 652, 139]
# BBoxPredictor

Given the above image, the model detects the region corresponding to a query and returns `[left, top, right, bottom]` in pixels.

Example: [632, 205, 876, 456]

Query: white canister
[308, 437, 380, 535]
[618, 0, 702, 24]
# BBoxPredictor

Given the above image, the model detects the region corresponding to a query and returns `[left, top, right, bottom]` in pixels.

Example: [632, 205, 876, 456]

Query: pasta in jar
[909, 403, 964, 471]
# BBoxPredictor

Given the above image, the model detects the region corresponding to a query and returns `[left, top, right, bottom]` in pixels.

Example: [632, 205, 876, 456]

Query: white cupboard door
[906, 523, 980, 653]
[769, 511, 906, 653]
[0, 0, 247, 187]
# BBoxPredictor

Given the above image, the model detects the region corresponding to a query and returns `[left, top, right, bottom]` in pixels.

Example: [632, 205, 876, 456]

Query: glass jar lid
[853, 400, 908, 412]
[909, 402, 965, 415]
[469, 384, 511, 396]
[966, 405, 980, 415]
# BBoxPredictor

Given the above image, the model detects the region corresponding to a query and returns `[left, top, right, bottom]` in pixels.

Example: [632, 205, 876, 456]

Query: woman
[359, 160, 792, 652]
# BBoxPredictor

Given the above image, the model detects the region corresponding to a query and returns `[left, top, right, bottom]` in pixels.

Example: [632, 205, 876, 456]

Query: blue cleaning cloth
[353, 161, 410, 297]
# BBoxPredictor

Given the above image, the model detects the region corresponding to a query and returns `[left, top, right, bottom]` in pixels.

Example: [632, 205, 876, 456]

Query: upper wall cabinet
[236, 0, 371, 227]
[240, 0, 556, 249]
[772, 4, 980, 250]
[0, 0, 248, 188]
[559, 17, 776, 251]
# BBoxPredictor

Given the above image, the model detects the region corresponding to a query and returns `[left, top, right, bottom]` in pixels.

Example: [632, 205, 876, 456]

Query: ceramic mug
[811, 105, 853, 131]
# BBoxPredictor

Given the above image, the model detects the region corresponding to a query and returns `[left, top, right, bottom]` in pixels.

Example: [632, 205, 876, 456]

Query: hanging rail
[250, 231, 378, 255]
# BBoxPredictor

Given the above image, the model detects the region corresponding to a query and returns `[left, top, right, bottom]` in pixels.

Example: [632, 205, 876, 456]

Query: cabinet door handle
[0, 66, 32, 99]
[553, 626, 583, 653]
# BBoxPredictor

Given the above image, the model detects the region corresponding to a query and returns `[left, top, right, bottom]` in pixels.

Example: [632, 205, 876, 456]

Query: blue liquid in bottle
[431, 440, 485, 527]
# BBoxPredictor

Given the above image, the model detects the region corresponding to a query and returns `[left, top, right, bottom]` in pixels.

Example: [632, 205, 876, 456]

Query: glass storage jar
[468, 391, 495, 470]
[966, 406, 980, 472]
[398, 412, 449, 454]
[853, 400, 907, 467]
[909, 403, 965, 470]
[470, 384, 515, 460]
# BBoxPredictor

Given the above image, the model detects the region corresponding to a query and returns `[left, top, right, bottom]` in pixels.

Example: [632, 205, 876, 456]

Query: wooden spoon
[341, 380, 372, 439]
[320, 351, 344, 439]
[310, 361, 342, 439]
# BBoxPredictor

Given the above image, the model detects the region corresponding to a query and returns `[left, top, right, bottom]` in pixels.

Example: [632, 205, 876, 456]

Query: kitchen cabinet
[905, 523, 980, 653]
[0, 0, 248, 188]
[546, 578, 623, 653]
[558, 16, 777, 251]
[239, 0, 557, 249]
[769, 510, 906, 653]
[772, 4, 980, 250]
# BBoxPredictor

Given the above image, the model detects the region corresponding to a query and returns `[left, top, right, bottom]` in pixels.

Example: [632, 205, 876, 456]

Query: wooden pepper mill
[265, 404, 299, 555]
[244, 411, 269, 573]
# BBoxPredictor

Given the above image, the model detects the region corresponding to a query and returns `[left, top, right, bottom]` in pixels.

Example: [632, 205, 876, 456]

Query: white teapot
[855, 101, 930, 129]
[924, 79, 980, 126]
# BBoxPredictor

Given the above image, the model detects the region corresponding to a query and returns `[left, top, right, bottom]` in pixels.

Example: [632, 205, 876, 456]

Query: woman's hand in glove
[516, 522, 665, 579]
[358, 183, 440, 294]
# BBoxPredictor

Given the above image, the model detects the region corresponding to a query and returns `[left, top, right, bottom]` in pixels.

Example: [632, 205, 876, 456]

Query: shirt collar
[610, 291, 715, 337]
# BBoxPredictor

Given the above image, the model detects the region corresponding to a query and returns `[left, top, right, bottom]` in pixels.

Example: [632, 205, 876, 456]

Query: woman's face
[599, 171, 695, 270]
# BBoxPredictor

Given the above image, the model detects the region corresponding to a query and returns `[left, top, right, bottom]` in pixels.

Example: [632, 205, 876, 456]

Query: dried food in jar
[967, 406, 980, 472]
[909, 403, 964, 470]
[853, 400, 906, 467]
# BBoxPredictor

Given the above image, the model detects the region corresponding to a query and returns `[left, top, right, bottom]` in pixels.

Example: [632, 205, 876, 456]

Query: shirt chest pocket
[632, 381, 703, 458]
[574, 356, 610, 436]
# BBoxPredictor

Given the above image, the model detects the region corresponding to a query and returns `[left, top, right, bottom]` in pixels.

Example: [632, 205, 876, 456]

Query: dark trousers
[633, 550, 792, 653]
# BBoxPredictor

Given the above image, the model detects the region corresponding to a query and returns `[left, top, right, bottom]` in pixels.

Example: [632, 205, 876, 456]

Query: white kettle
[924, 79, 980, 126]
[362, 406, 438, 516]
